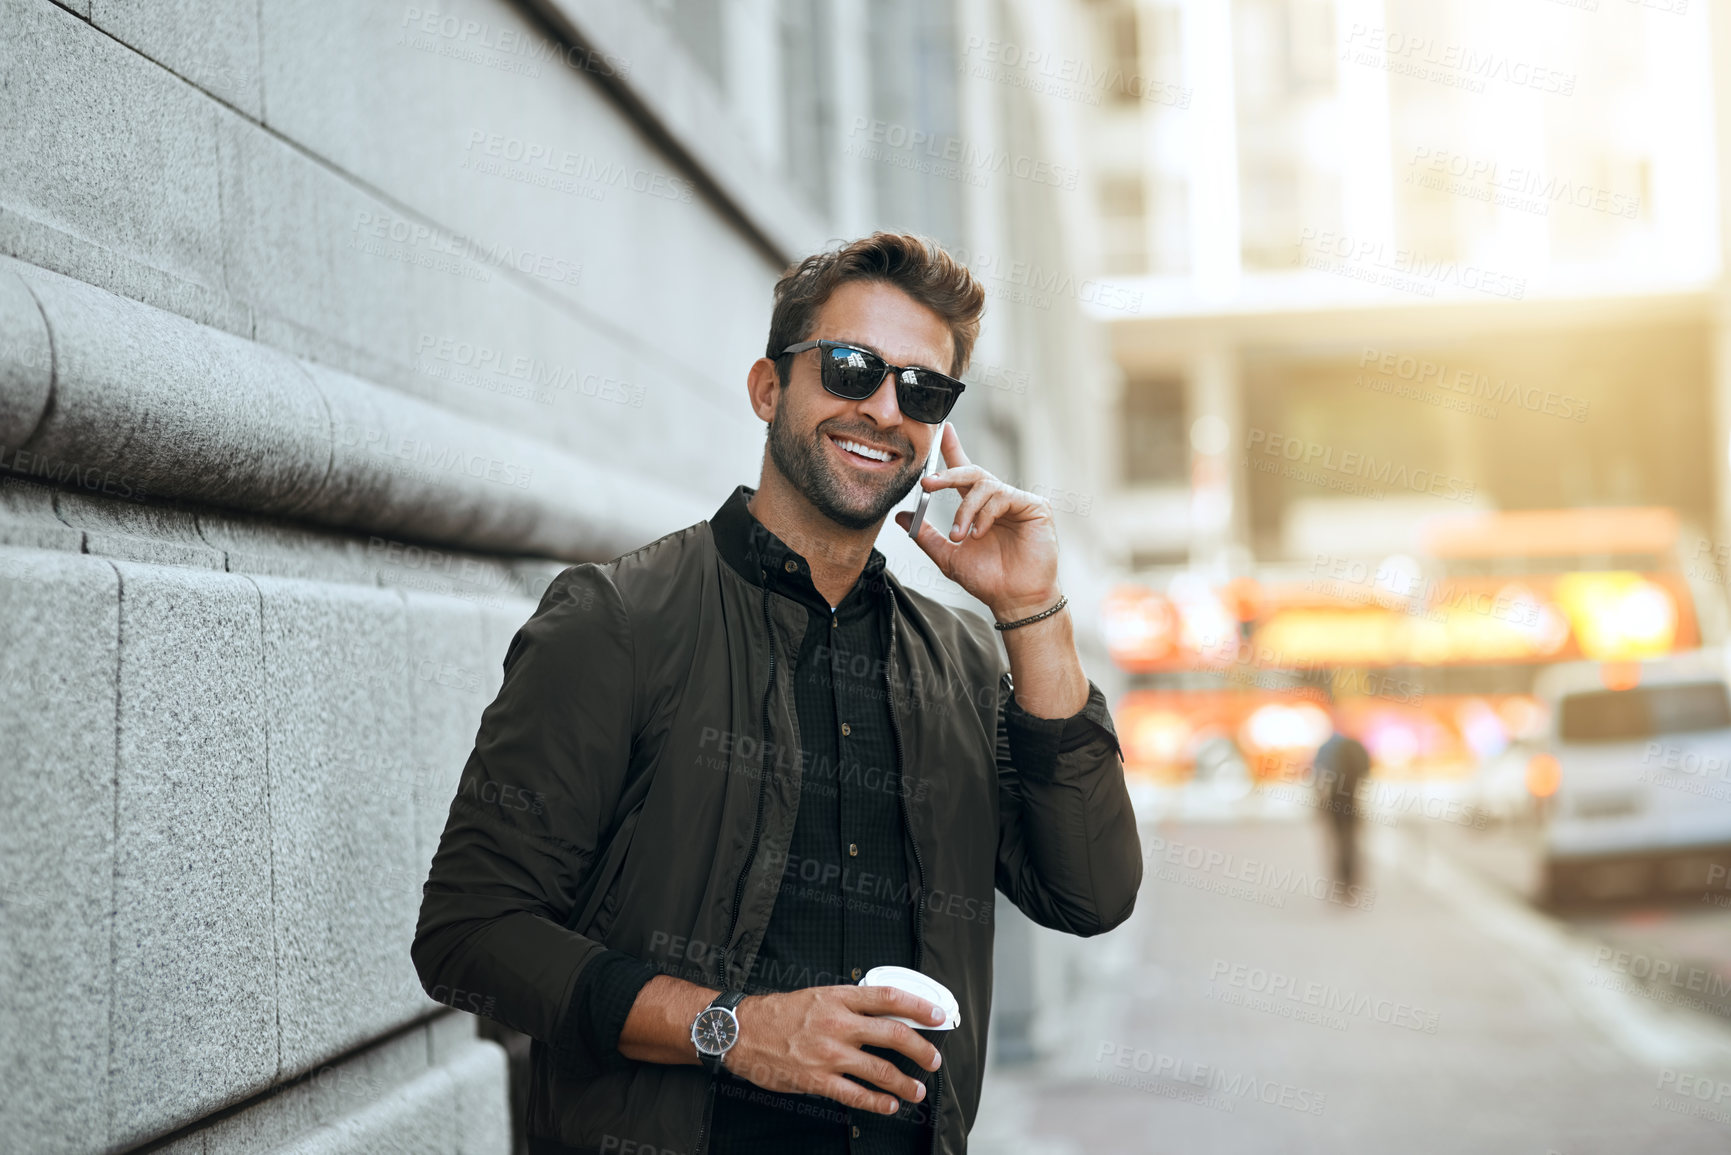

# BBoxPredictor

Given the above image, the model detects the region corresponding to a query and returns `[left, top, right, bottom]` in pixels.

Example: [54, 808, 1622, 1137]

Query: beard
[767, 409, 924, 531]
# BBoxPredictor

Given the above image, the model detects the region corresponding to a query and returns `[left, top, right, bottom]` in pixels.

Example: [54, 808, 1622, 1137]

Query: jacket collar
[710, 486, 888, 610]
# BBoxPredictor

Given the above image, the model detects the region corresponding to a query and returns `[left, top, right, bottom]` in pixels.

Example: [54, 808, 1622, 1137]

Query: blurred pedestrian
[1312, 700, 1372, 890]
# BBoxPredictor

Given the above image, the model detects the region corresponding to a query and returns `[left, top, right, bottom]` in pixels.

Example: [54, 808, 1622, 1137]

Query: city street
[972, 814, 1731, 1154]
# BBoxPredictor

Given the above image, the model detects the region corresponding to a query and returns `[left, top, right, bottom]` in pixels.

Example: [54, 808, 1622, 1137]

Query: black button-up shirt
[707, 502, 931, 1154]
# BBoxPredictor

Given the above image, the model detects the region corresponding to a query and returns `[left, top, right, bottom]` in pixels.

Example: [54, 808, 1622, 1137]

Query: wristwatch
[691, 990, 747, 1074]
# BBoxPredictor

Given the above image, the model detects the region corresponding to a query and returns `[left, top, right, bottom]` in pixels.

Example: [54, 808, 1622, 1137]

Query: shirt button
[849, 843, 859, 857]
[841, 723, 851, 736]
[851, 967, 862, 981]
[784, 559, 798, 573]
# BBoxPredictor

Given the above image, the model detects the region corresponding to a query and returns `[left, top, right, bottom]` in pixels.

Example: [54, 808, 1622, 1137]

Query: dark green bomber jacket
[412, 501, 1144, 1155]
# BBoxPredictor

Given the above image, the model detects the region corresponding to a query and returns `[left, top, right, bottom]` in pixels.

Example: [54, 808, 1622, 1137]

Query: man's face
[767, 280, 952, 531]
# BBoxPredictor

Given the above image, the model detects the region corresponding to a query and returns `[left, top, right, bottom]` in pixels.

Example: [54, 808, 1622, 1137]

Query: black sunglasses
[780, 340, 966, 424]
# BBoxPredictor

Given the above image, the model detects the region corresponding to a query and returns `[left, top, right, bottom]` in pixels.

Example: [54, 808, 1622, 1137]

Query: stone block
[0, 547, 119, 1152]
[0, 475, 81, 551]
[57, 490, 226, 569]
[270, 1064, 459, 1155]
[444, 1036, 513, 1155]
[0, 0, 227, 292]
[401, 591, 490, 885]
[0, 206, 253, 338]
[257, 1036, 509, 1155]
[246, 0, 763, 491]
[426, 1010, 477, 1064]
[211, 112, 423, 399]
[252, 576, 427, 1075]
[107, 562, 278, 1147]
[91, 0, 264, 117]
[195, 510, 382, 585]
[364, 535, 538, 609]
[196, 1022, 429, 1154]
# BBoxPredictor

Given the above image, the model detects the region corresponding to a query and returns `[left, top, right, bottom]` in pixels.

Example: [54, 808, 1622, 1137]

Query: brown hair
[766, 231, 986, 378]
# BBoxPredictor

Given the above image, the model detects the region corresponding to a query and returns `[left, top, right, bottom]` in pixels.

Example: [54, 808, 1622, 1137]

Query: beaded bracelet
[993, 595, 1069, 631]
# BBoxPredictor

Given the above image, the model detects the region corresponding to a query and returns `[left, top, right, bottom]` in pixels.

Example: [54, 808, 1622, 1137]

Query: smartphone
[908, 440, 939, 538]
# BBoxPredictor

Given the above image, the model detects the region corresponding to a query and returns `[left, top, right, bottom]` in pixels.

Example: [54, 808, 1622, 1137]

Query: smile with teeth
[831, 436, 896, 464]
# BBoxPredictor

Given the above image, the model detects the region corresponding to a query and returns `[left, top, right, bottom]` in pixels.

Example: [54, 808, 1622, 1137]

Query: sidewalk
[969, 817, 1731, 1154]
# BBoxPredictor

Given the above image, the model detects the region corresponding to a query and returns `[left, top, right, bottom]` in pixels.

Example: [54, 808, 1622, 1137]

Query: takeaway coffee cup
[859, 966, 960, 1030]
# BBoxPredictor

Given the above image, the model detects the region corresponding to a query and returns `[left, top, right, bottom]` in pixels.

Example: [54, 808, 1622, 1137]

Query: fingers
[900, 512, 960, 574]
[940, 421, 971, 470]
[853, 1014, 944, 1072]
[921, 463, 987, 494]
[816, 1074, 902, 1116]
[836, 1050, 927, 1104]
[844, 982, 945, 1027]
[950, 480, 1001, 541]
[969, 491, 1017, 540]
[957, 480, 1050, 540]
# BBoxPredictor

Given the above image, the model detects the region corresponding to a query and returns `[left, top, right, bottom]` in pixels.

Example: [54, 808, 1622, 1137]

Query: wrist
[720, 993, 760, 1072]
[619, 976, 718, 1066]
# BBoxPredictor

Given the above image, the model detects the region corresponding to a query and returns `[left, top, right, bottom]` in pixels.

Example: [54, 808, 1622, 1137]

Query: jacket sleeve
[994, 677, 1143, 936]
[411, 564, 646, 1079]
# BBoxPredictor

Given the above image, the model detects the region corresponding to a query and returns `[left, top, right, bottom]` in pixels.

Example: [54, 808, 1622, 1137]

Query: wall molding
[0, 256, 707, 563]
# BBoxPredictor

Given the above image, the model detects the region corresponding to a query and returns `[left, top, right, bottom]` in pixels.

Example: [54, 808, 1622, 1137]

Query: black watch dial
[693, 1007, 739, 1055]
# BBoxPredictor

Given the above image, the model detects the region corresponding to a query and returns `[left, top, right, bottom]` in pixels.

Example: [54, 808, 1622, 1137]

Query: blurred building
[1069, 0, 1731, 792]
[1081, 0, 1719, 572]
[0, 0, 1114, 1150]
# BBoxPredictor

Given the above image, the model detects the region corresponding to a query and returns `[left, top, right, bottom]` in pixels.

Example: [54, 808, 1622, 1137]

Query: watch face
[693, 1007, 738, 1055]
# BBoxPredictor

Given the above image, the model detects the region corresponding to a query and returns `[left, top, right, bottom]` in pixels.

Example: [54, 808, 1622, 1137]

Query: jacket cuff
[567, 949, 659, 1073]
[1004, 680, 1122, 765]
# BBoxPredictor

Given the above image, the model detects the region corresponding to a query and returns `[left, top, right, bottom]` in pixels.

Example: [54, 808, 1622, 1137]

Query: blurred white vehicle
[1533, 652, 1731, 904]
[1465, 739, 1541, 826]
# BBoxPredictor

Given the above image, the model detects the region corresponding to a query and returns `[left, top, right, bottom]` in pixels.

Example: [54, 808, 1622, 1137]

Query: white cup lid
[859, 965, 960, 1030]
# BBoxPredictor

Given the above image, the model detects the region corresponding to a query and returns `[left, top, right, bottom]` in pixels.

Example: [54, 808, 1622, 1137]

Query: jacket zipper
[698, 582, 778, 1155]
[718, 579, 779, 990]
[693, 1078, 718, 1155]
[883, 602, 944, 1142]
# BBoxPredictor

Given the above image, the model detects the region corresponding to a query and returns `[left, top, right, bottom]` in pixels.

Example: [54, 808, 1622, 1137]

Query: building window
[1099, 174, 1149, 274]
[1122, 376, 1189, 484]
[1089, 0, 1143, 105]
[780, 0, 832, 216]
[1285, 0, 1336, 95]
[1239, 162, 1302, 270]
[1149, 175, 1191, 274]
[866, 0, 963, 243]
[641, 0, 724, 87]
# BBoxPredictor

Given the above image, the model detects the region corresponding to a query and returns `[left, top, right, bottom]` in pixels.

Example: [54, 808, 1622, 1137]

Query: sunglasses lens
[821, 344, 888, 399]
[896, 369, 960, 423]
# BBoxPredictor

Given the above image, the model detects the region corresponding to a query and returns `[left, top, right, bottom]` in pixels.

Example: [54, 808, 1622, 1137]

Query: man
[1312, 700, 1372, 890]
[413, 232, 1142, 1154]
